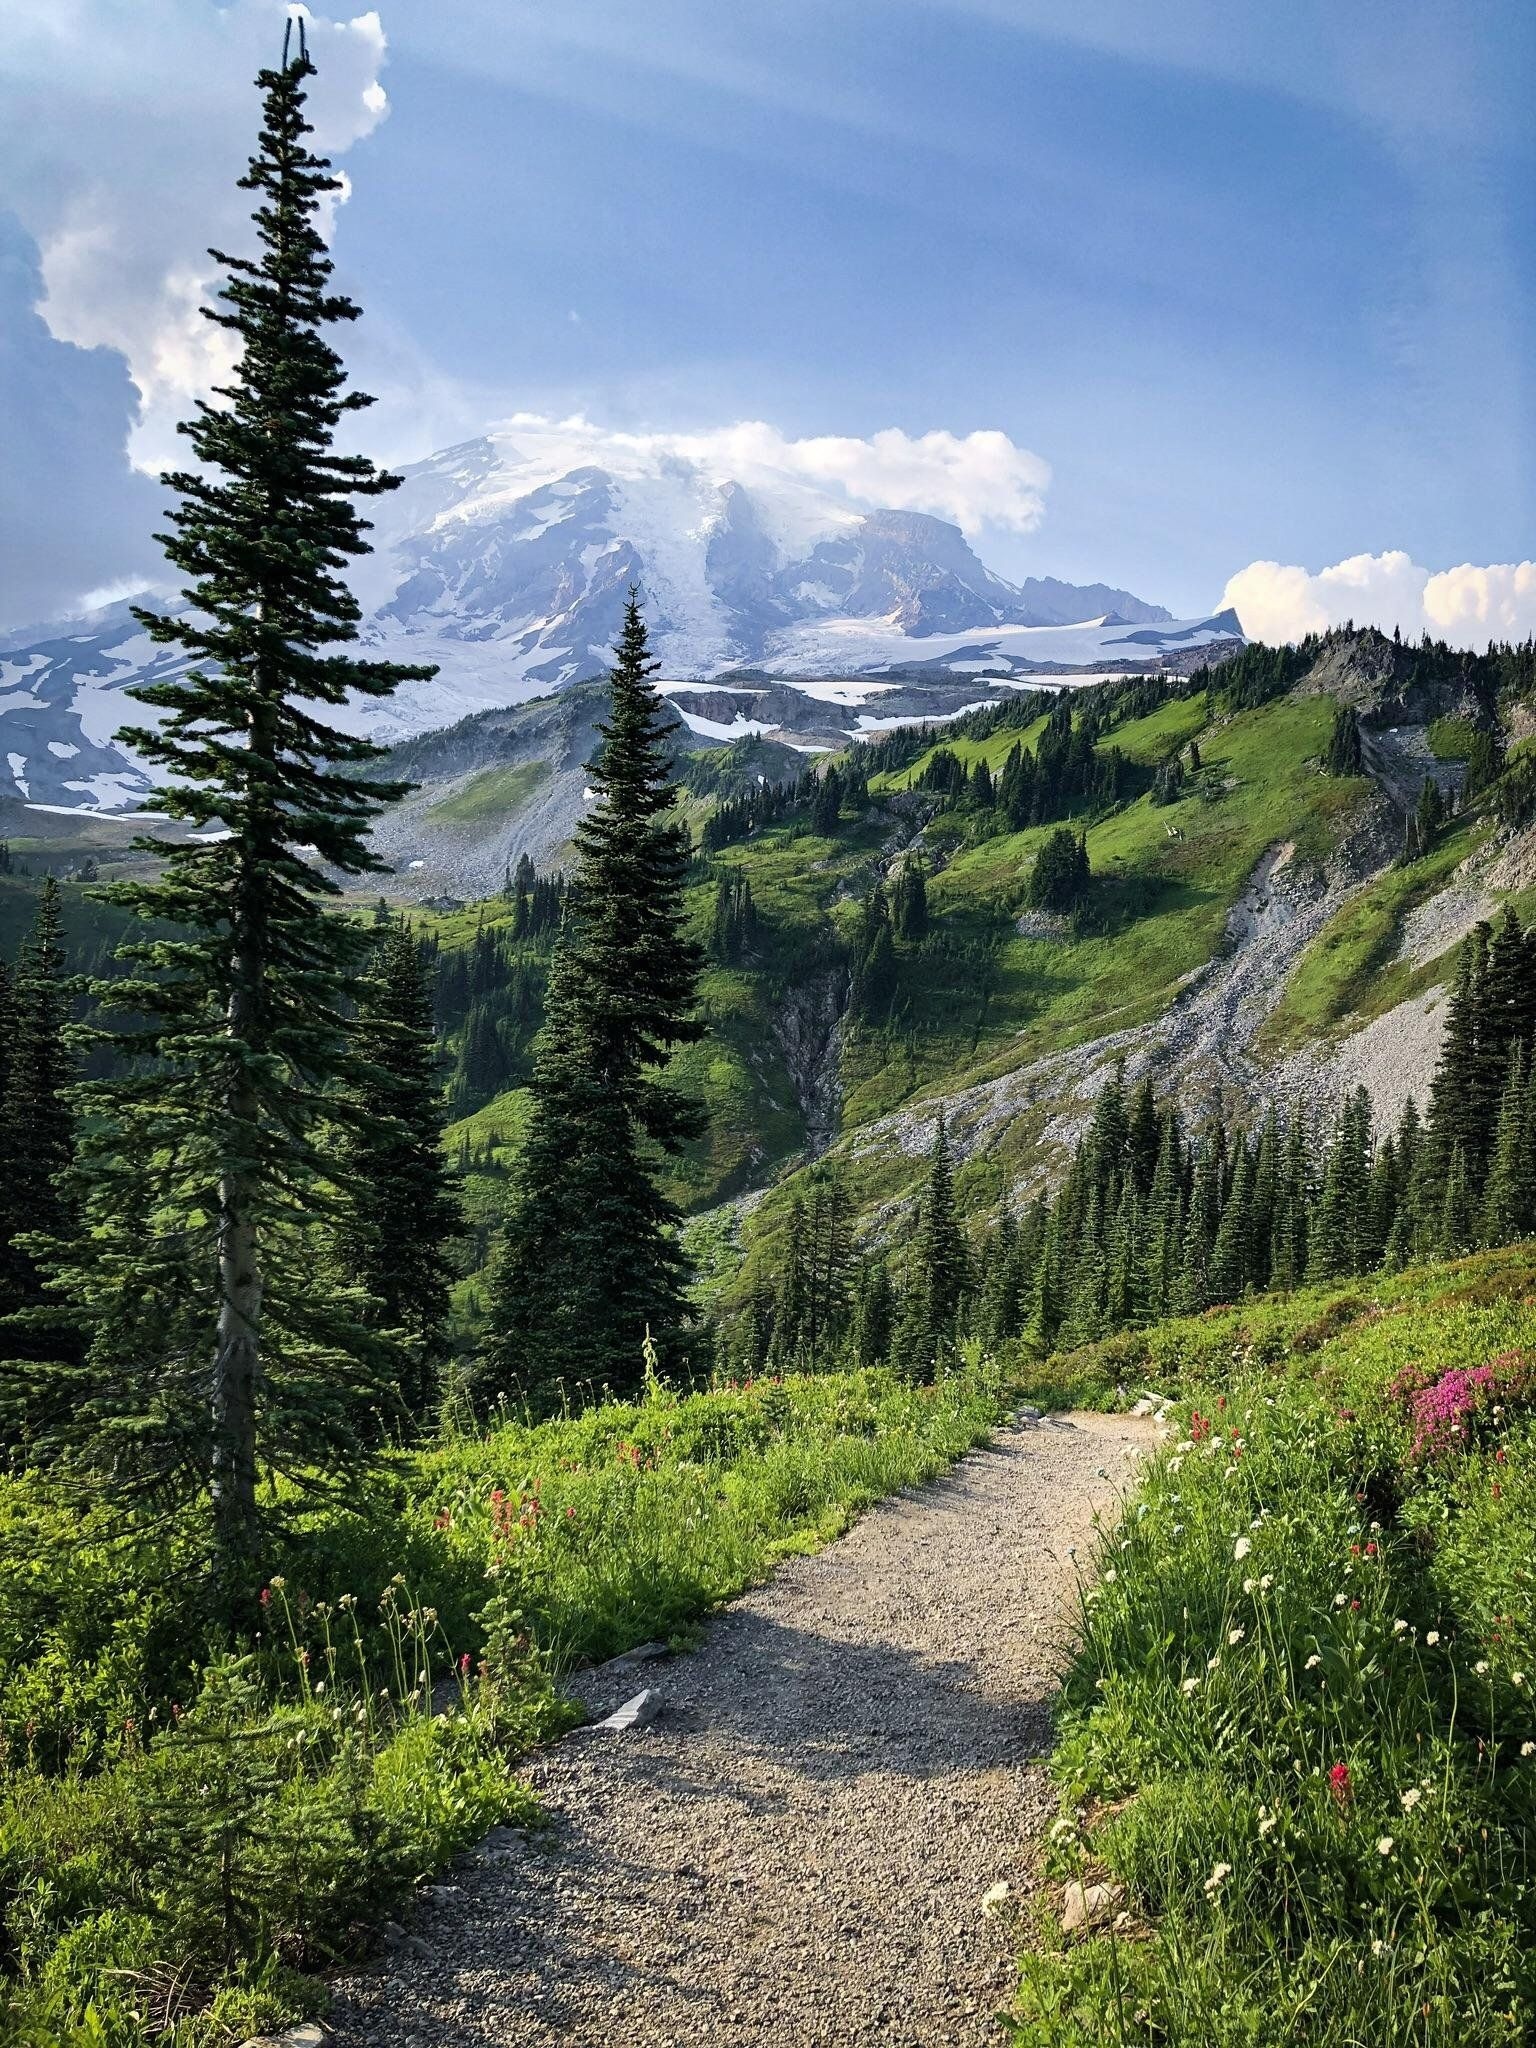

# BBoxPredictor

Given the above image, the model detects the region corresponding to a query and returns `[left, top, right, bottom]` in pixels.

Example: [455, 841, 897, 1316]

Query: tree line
[731, 904, 1536, 1376]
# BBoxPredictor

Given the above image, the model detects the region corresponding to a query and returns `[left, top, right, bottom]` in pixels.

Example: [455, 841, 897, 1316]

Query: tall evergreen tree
[2, 40, 431, 1600]
[1480, 1041, 1536, 1247]
[0, 881, 76, 1346]
[337, 922, 461, 1422]
[483, 596, 706, 1407]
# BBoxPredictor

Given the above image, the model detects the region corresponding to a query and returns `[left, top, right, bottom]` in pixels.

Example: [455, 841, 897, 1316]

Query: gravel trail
[326, 1411, 1153, 2048]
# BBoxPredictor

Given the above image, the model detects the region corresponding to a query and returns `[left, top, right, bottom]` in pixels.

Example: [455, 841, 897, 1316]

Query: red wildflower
[1217, 1395, 1227, 1411]
[259, 1586, 272, 1607]
[1190, 1410, 1211, 1443]
[1492, 1483, 1503, 1500]
[1364, 1542, 1377, 1557]
[1350, 1599, 1361, 1611]
[458, 1653, 472, 1676]
[1328, 1762, 1352, 1808]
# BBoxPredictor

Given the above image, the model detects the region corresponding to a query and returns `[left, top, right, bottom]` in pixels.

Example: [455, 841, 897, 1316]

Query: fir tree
[2, 40, 431, 1600]
[483, 596, 706, 1407]
[1480, 1041, 1535, 1247]
[1324, 703, 1365, 775]
[851, 1261, 895, 1368]
[0, 880, 76, 1345]
[337, 922, 461, 1423]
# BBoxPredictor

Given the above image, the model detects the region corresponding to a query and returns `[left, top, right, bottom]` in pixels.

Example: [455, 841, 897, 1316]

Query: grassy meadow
[1010, 1244, 1536, 2045]
[0, 1361, 1006, 2046]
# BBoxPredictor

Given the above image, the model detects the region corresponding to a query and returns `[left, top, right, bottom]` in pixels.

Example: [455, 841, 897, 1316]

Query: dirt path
[326, 1411, 1154, 2048]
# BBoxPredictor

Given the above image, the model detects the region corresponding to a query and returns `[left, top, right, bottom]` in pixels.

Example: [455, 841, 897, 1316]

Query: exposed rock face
[771, 967, 850, 1159]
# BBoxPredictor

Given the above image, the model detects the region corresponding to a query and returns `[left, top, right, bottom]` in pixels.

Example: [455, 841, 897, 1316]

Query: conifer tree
[851, 1261, 895, 1368]
[1, 39, 431, 1600]
[1480, 1041, 1535, 1247]
[337, 922, 461, 1422]
[903, 1111, 967, 1375]
[1324, 702, 1365, 776]
[0, 880, 75, 1345]
[482, 596, 706, 1408]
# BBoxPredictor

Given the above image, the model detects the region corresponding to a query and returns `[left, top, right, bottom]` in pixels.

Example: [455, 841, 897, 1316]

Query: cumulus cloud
[484, 414, 1052, 536]
[1223, 551, 1536, 653]
[0, 1, 389, 473]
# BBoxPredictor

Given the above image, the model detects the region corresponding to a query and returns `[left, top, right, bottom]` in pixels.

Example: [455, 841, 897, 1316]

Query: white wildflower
[1475, 1660, 1490, 1675]
[1228, 1626, 1246, 1646]
[1392, 1619, 1408, 1635]
[1426, 1630, 1440, 1646]
[1181, 1676, 1200, 1694]
[1305, 1655, 1321, 1670]
[982, 1881, 1011, 1915]
[1400, 1788, 1422, 1811]
[1334, 1593, 1348, 1608]
[1521, 1742, 1535, 1758]
[1376, 1836, 1395, 1857]
[1233, 1537, 1252, 1561]
[1258, 1814, 1276, 1837]
[1203, 1862, 1232, 1895]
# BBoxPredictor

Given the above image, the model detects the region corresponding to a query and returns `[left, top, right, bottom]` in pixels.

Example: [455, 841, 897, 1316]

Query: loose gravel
[325, 1411, 1154, 2048]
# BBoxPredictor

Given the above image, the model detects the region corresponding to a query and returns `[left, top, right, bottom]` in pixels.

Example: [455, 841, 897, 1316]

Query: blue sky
[2, 0, 1533, 628]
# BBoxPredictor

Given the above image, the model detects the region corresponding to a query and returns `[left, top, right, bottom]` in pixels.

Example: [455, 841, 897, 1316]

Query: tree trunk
[212, 1069, 262, 1597]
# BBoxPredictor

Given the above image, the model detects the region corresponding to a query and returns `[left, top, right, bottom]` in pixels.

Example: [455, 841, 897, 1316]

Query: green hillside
[430, 631, 1536, 1321]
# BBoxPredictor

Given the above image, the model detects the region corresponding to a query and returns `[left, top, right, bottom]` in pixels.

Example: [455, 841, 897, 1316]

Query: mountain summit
[351, 425, 1175, 691]
[0, 422, 1242, 809]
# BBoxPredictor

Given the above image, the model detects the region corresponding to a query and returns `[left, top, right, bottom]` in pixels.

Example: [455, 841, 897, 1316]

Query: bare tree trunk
[212, 1035, 262, 1594]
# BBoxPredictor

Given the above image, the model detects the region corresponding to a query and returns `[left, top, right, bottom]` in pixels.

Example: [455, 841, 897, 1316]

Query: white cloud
[1223, 551, 1536, 652]
[480, 413, 1051, 536]
[0, 2, 389, 472]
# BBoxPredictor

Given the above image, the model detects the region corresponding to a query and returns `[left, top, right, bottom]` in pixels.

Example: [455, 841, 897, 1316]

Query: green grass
[1429, 717, 1479, 762]
[425, 758, 552, 826]
[0, 1359, 1009, 2045]
[1260, 815, 1489, 1054]
[1009, 1244, 1536, 2045]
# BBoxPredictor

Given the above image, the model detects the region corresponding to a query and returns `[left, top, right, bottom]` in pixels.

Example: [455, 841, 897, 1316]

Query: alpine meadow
[3, 10, 1536, 2048]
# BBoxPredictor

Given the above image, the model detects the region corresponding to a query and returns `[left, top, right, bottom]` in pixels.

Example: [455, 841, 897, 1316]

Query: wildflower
[314, 1681, 326, 1698]
[1103, 1569, 1117, 1584]
[1328, 1762, 1352, 1808]
[1475, 1660, 1490, 1675]
[1228, 1626, 1246, 1646]
[1305, 1655, 1321, 1670]
[1376, 1836, 1395, 1857]
[1400, 1788, 1422, 1811]
[459, 1653, 472, 1676]
[1172, 1524, 1184, 1536]
[1203, 1862, 1232, 1895]
[981, 1881, 1011, 1915]
[1258, 1814, 1276, 1836]
[1426, 1630, 1440, 1646]
[1521, 1742, 1535, 1758]
[269, 1575, 287, 1591]
[1513, 1672, 1527, 1688]
[1048, 1815, 1076, 1839]
[1350, 1599, 1361, 1611]
[259, 1587, 272, 1608]
[1372, 1939, 1387, 1956]
[1243, 1577, 1257, 1594]
[1233, 1537, 1252, 1561]
[1206, 1654, 1221, 1672]
[1180, 1676, 1200, 1694]
[1260, 1574, 1274, 1590]
[1334, 1593, 1348, 1608]
[1392, 1618, 1409, 1634]
[1364, 1541, 1377, 1558]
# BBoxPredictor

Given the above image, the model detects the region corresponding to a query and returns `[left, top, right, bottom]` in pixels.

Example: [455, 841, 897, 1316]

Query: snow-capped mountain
[0, 421, 1244, 811]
